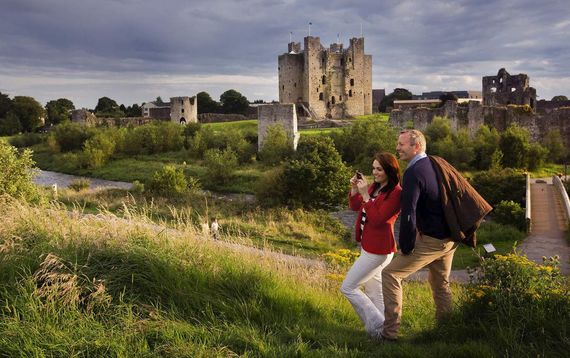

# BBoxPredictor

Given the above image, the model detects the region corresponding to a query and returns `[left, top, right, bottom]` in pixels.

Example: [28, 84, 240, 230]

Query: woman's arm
[361, 187, 402, 224]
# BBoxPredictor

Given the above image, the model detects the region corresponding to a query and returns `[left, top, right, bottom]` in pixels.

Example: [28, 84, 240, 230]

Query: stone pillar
[257, 104, 299, 151]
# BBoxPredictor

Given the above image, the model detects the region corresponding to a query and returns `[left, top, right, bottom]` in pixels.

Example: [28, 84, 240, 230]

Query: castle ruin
[142, 96, 198, 123]
[389, 68, 570, 147]
[482, 68, 536, 109]
[278, 36, 372, 119]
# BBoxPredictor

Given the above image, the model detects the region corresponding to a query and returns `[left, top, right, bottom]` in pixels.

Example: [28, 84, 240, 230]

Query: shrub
[0, 140, 39, 201]
[471, 168, 526, 206]
[130, 180, 145, 194]
[499, 124, 530, 168]
[203, 148, 238, 185]
[68, 178, 91, 192]
[542, 129, 566, 163]
[122, 122, 183, 155]
[462, 250, 569, 355]
[8, 132, 44, 148]
[82, 132, 116, 169]
[330, 119, 398, 170]
[49, 122, 95, 152]
[525, 142, 548, 171]
[147, 165, 189, 196]
[255, 166, 287, 207]
[223, 130, 256, 164]
[492, 200, 526, 231]
[281, 136, 352, 209]
[472, 125, 500, 170]
[258, 124, 294, 166]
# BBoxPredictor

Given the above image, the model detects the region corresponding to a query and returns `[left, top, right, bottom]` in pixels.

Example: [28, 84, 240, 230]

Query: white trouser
[341, 249, 394, 335]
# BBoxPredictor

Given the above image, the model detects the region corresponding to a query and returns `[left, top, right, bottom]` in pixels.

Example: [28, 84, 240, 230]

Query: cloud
[0, 0, 568, 107]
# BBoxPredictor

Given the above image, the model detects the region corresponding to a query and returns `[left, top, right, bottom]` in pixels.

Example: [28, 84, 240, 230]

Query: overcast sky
[1, 0, 568, 109]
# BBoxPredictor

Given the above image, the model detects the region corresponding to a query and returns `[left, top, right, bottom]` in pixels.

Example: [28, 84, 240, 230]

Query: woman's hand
[356, 176, 369, 196]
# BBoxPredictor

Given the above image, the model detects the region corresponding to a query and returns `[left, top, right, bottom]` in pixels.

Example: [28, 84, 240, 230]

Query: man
[381, 129, 458, 340]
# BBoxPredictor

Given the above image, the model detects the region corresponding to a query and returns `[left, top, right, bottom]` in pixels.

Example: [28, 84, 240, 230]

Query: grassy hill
[2, 195, 568, 356]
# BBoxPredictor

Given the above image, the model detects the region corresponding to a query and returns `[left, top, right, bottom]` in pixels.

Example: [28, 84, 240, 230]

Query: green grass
[529, 163, 565, 178]
[299, 127, 343, 136]
[452, 221, 525, 270]
[2, 197, 549, 356]
[203, 119, 258, 134]
[352, 113, 390, 122]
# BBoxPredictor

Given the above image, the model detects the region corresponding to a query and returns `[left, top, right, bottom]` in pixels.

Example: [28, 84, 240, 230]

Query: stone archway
[179, 117, 186, 124]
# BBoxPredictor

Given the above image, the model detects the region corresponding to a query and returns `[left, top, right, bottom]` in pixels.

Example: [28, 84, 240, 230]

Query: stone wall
[257, 104, 299, 151]
[198, 113, 250, 123]
[389, 101, 570, 147]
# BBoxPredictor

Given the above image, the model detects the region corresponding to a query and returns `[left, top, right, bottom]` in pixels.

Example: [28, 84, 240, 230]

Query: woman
[341, 152, 402, 339]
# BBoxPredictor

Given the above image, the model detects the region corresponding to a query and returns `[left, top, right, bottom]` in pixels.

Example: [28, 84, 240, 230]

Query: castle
[278, 36, 372, 119]
[141, 96, 198, 123]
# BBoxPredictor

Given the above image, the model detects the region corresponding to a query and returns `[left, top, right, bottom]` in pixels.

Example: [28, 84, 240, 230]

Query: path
[518, 178, 570, 275]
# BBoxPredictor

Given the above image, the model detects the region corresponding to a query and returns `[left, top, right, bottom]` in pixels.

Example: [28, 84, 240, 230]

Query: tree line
[0, 89, 261, 136]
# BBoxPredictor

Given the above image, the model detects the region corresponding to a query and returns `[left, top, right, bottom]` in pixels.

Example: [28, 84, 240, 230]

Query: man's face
[396, 132, 419, 161]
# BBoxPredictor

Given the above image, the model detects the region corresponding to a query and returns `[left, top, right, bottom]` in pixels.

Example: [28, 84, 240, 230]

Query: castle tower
[170, 96, 198, 123]
[482, 68, 536, 109]
[278, 35, 372, 119]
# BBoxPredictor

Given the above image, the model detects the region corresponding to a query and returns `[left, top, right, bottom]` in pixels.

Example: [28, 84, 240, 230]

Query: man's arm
[399, 168, 421, 255]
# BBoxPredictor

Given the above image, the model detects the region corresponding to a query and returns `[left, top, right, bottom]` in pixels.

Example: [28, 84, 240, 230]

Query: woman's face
[372, 160, 388, 185]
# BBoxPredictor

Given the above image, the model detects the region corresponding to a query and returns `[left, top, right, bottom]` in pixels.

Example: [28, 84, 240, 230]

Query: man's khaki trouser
[381, 233, 458, 340]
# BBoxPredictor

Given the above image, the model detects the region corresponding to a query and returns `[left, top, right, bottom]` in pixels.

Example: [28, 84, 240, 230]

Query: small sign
[483, 243, 496, 253]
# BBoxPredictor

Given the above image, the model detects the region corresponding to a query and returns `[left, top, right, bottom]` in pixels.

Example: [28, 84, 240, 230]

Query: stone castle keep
[278, 36, 372, 119]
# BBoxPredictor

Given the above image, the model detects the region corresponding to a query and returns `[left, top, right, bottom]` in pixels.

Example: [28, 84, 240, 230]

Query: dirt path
[518, 178, 570, 274]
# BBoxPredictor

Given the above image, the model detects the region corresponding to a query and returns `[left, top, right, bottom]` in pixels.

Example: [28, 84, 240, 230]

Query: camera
[356, 171, 363, 180]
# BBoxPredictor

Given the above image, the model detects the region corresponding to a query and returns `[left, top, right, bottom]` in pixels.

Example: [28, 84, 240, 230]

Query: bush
[462, 251, 569, 356]
[281, 136, 352, 209]
[255, 166, 287, 207]
[542, 129, 566, 163]
[223, 130, 256, 164]
[526, 142, 548, 171]
[82, 132, 116, 169]
[258, 124, 294, 166]
[499, 124, 530, 168]
[472, 125, 500, 170]
[471, 168, 526, 206]
[0, 140, 39, 201]
[147, 165, 189, 196]
[122, 122, 183, 155]
[130, 180, 145, 194]
[330, 119, 398, 170]
[8, 132, 44, 148]
[203, 148, 238, 185]
[68, 178, 91, 192]
[49, 122, 95, 152]
[492, 200, 526, 231]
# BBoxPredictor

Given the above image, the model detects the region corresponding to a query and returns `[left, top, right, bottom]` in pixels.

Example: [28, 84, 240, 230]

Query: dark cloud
[0, 0, 568, 107]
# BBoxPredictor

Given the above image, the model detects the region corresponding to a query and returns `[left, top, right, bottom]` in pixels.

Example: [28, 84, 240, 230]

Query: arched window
[331, 96, 336, 105]
[319, 93, 324, 101]
[350, 78, 354, 86]
[322, 75, 326, 84]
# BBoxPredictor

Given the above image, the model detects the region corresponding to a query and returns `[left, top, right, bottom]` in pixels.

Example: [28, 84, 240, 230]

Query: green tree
[526, 142, 548, 171]
[196, 91, 221, 114]
[0, 140, 38, 201]
[425, 116, 452, 143]
[551, 95, 568, 102]
[94, 97, 124, 118]
[9, 96, 45, 132]
[220, 89, 249, 115]
[45, 98, 75, 125]
[379, 88, 412, 112]
[281, 136, 351, 209]
[499, 124, 530, 168]
[472, 125, 500, 170]
[125, 103, 142, 117]
[258, 124, 294, 166]
[0, 92, 13, 118]
[0, 112, 23, 135]
[147, 165, 189, 196]
[203, 148, 238, 184]
[542, 129, 566, 163]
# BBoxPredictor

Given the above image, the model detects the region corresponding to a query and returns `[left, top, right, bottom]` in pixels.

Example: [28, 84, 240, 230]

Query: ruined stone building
[278, 36, 372, 119]
[389, 68, 570, 147]
[413, 91, 482, 100]
[482, 68, 536, 109]
[141, 96, 198, 123]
